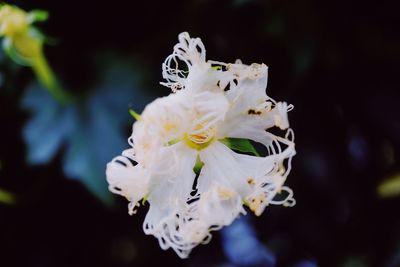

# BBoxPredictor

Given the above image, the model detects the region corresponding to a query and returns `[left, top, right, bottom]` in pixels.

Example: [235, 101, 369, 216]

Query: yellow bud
[0, 4, 43, 64]
[0, 5, 29, 37]
[13, 32, 42, 60]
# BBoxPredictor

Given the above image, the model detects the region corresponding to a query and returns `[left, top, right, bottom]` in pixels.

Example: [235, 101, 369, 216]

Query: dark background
[0, 0, 399, 266]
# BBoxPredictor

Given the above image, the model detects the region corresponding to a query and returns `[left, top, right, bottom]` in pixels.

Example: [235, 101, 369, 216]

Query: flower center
[183, 123, 215, 150]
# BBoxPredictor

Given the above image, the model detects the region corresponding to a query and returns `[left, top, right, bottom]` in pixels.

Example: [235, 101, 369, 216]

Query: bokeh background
[0, 0, 399, 266]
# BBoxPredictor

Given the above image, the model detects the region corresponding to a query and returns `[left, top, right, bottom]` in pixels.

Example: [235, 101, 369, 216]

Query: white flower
[106, 32, 296, 258]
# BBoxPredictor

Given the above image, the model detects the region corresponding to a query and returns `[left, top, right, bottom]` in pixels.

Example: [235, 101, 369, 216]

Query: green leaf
[129, 109, 141, 121]
[377, 173, 400, 198]
[0, 188, 16, 205]
[220, 138, 260, 156]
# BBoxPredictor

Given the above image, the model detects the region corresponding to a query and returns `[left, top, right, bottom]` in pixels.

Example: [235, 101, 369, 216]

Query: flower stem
[32, 53, 75, 104]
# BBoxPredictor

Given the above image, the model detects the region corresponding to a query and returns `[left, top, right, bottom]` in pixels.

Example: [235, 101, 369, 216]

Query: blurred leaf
[0, 188, 15, 204]
[221, 217, 276, 266]
[220, 138, 260, 156]
[377, 174, 400, 198]
[21, 58, 148, 204]
[21, 87, 72, 164]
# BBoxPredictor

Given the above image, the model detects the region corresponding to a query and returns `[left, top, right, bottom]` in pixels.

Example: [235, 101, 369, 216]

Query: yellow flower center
[183, 123, 215, 150]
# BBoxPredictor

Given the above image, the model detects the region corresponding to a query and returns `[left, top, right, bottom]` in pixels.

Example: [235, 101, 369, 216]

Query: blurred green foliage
[0, 187, 15, 204]
[377, 174, 400, 198]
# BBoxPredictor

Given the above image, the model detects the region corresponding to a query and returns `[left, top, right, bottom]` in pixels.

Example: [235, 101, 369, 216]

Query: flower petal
[161, 32, 207, 92]
[143, 142, 199, 258]
[191, 90, 230, 133]
[199, 142, 252, 196]
[199, 140, 295, 217]
[196, 184, 246, 229]
[213, 61, 293, 144]
[132, 92, 193, 164]
[147, 143, 197, 209]
[106, 148, 149, 214]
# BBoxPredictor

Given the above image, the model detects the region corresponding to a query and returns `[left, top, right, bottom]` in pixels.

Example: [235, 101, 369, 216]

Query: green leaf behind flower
[220, 138, 260, 156]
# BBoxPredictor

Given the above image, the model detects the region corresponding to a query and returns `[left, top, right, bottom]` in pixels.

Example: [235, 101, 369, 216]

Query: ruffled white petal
[106, 148, 149, 215]
[240, 141, 296, 215]
[131, 91, 193, 165]
[199, 142, 252, 196]
[161, 32, 207, 92]
[199, 141, 295, 217]
[192, 90, 230, 133]
[143, 142, 199, 258]
[196, 184, 246, 229]
[218, 78, 294, 157]
[215, 62, 293, 140]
